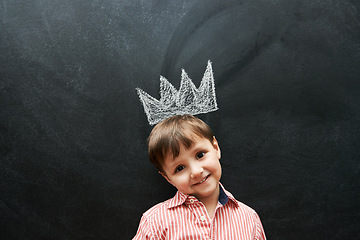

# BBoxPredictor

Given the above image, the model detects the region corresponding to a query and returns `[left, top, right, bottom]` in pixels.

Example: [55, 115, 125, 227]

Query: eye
[196, 151, 206, 159]
[175, 165, 185, 173]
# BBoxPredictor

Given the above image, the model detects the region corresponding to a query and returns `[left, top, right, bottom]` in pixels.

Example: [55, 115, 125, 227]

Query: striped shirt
[133, 184, 266, 240]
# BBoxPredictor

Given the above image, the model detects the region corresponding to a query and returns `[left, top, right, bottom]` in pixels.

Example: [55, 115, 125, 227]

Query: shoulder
[133, 198, 176, 239]
[229, 197, 265, 231]
[142, 198, 173, 219]
[142, 190, 187, 220]
[222, 185, 260, 218]
[234, 199, 258, 215]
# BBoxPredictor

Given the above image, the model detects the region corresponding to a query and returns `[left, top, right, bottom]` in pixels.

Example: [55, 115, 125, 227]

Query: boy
[133, 114, 266, 239]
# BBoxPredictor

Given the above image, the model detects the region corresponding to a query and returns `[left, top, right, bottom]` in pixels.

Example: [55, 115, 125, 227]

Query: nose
[190, 162, 203, 179]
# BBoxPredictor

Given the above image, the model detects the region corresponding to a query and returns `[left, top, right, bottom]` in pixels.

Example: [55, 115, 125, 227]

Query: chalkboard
[1, 0, 359, 239]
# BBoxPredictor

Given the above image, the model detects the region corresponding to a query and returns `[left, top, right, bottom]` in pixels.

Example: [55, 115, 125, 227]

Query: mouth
[193, 174, 210, 185]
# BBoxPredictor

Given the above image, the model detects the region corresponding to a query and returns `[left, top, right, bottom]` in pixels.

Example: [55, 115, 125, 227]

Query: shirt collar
[168, 183, 239, 209]
[218, 184, 229, 205]
[219, 182, 239, 207]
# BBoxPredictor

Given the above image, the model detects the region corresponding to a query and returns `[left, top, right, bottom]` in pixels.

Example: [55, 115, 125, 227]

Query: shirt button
[200, 216, 206, 222]
[190, 199, 195, 203]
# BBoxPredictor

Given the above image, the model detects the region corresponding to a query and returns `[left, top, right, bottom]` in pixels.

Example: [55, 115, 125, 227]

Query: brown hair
[148, 114, 214, 172]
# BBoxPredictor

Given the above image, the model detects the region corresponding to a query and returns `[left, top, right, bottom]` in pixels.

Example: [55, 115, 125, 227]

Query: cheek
[205, 161, 220, 173]
[210, 154, 221, 167]
[171, 174, 188, 186]
[212, 160, 222, 174]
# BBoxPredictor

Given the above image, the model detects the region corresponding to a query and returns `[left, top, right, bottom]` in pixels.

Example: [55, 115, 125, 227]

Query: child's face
[161, 134, 222, 203]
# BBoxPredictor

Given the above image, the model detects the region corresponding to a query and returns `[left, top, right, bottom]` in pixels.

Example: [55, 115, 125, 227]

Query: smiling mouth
[194, 174, 210, 185]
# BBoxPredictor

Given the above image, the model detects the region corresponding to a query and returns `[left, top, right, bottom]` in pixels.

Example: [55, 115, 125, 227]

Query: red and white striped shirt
[133, 184, 266, 240]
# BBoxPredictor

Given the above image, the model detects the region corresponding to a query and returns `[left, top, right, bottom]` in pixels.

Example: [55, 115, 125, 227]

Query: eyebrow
[189, 140, 210, 153]
[166, 138, 211, 167]
[173, 143, 206, 162]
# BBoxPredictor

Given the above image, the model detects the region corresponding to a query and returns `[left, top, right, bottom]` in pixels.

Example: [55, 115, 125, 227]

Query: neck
[197, 184, 220, 218]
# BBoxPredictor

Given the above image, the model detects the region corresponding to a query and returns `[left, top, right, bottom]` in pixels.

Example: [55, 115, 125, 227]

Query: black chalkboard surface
[1, 0, 359, 239]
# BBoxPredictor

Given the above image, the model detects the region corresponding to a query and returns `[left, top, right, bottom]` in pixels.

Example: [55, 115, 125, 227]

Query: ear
[159, 171, 173, 185]
[212, 136, 221, 159]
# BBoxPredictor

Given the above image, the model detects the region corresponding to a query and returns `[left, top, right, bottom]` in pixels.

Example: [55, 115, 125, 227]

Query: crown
[136, 60, 218, 125]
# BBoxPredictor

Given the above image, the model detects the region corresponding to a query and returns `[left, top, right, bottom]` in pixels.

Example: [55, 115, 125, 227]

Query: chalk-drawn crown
[136, 60, 218, 125]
